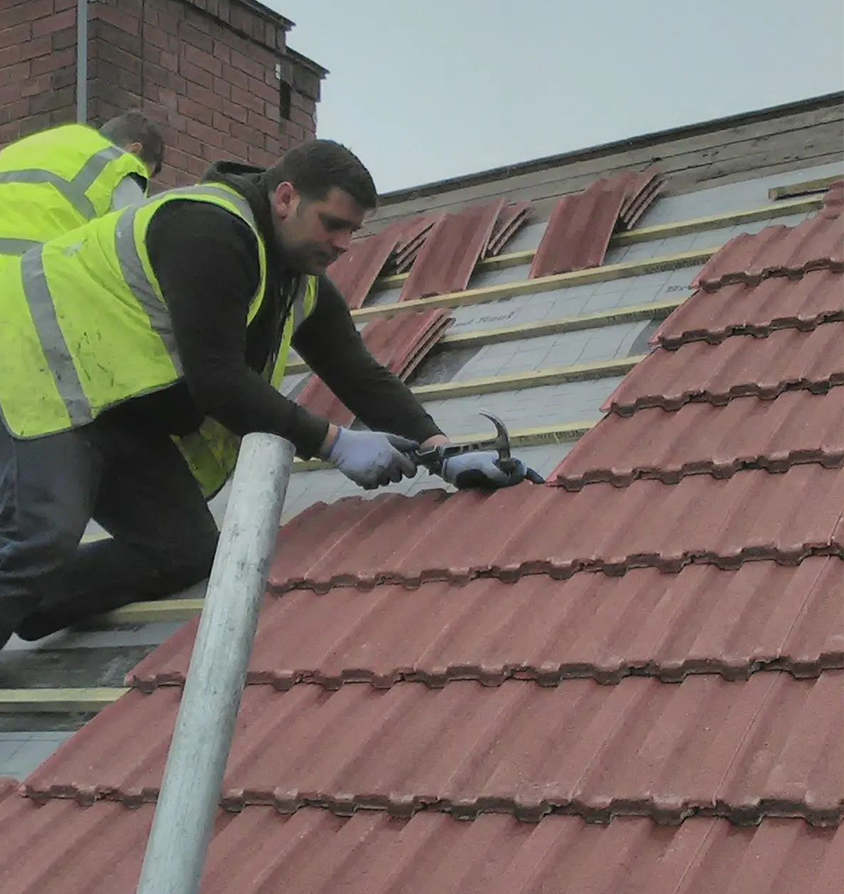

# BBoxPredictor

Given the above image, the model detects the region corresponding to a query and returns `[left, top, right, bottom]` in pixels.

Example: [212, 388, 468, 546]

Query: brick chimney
[0, 0, 325, 188]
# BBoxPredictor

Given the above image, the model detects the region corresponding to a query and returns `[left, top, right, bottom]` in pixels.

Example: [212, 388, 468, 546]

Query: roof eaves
[377, 92, 844, 205]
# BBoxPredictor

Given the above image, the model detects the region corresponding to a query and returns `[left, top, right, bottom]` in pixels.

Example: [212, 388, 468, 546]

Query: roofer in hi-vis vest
[0, 139, 530, 650]
[0, 111, 164, 272]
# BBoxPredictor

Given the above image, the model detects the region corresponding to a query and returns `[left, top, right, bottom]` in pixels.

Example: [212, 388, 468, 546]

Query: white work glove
[328, 428, 419, 490]
[440, 451, 527, 490]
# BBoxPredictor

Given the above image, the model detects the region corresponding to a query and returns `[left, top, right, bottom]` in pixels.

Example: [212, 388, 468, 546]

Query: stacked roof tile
[400, 200, 504, 301]
[296, 308, 452, 426]
[483, 200, 532, 258]
[0, 182, 842, 892]
[530, 167, 665, 277]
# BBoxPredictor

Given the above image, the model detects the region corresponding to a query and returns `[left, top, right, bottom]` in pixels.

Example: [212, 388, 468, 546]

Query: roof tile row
[692, 214, 843, 292]
[602, 322, 843, 416]
[128, 556, 843, 690]
[550, 388, 843, 488]
[266, 465, 843, 594]
[24, 672, 844, 824]
[653, 267, 844, 348]
[0, 797, 840, 894]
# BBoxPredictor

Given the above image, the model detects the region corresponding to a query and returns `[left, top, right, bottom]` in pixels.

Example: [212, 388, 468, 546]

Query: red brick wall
[0, 0, 322, 187]
[0, 0, 79, 145]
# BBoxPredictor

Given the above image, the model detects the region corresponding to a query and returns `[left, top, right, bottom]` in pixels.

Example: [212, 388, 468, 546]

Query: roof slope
[1, 178, 843, 891]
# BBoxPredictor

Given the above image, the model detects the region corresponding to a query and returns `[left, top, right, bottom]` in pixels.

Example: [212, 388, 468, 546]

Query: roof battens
[370, 196, 823, 289]
[285, 298, 683, 374]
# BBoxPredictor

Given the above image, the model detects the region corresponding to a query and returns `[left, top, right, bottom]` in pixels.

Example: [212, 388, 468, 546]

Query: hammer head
[478, 411, 511, 461]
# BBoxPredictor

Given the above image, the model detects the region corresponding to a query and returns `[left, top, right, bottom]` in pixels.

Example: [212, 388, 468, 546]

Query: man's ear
[125, 141, 143, 157]
[271, 182, 297, 221]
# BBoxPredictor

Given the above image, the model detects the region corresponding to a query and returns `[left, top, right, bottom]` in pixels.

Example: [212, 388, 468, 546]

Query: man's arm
[295, 276, 536, 490]
[293, 276, 446, 446]
[146, 202, 332, 458]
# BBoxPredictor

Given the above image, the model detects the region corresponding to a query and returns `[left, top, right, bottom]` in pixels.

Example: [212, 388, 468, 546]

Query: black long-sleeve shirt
[114, 165, 442, 458]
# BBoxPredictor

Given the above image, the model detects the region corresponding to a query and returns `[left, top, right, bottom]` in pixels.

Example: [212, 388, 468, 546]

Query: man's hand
[327, 427, 419, 490]
[440, 451, 528, 490]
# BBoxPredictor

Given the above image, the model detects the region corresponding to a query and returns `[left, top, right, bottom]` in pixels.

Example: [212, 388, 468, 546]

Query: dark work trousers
[0, 413, 219, 641]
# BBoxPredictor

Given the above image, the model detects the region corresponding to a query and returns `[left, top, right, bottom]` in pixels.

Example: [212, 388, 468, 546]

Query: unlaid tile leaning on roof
[529, 167, 665, 277]
[295, 308, 453, 426]
[399, 199, 504, 301]
[325, 225, 403, 310]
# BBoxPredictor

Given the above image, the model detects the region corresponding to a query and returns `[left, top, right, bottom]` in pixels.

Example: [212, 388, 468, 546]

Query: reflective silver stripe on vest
[0, 237, 41, 256]
[154, 184, 258, 230]
[114, 206, 183, 373]
[72, 145, 122, 196]
[20, 249, 93, 427]
[0, 145, 125, 221]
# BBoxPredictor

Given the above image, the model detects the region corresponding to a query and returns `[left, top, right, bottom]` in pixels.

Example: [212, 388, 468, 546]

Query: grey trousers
[0, 413, 219, 639]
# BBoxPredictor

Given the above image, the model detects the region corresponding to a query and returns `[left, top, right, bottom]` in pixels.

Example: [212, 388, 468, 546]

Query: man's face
[270, 183, 367, 274]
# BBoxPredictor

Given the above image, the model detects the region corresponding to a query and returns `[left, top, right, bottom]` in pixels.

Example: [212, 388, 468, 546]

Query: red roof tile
[484, 201, 532, 257]
[692, 215, 844, 291]
[652, 268, 844, 348]
[296, 309, 452, 426]
[821, 180, 844, 218]
[391, 214, 442, 273]
[24, 672, 844, 824]
[264, 467, 843, 593]
[602, 322, 843, 415]
[399, 201, 504, 301]
[618, 167, 666, 229]
[326, 226, 402, 309]
[530, 180, 627, 278]
[549, 389, 844, 488]
[530, 169, 664, 277]
[128, 557, 843, 690]
[0, 779, 16, 803]
[0, 800, 840, 894]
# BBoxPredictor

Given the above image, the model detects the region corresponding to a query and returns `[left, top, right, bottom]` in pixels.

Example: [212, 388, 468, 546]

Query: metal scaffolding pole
[137, 432, 294, 894]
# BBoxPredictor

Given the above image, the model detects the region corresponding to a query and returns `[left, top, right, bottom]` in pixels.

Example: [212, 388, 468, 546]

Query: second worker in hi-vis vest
[0, 140, 529, 649]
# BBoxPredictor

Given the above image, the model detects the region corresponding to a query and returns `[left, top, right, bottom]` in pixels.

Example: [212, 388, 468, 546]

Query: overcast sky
[264, 0, 843, 193]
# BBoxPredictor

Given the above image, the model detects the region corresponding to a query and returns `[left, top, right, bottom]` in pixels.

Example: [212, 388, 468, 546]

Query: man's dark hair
[263, 139, 378, 209]
[100, 111, 165, 177]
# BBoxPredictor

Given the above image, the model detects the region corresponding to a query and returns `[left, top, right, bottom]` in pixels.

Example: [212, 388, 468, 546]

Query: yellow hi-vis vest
[0, 183, 318, 498]
[0, 123, 150, 263]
